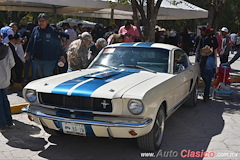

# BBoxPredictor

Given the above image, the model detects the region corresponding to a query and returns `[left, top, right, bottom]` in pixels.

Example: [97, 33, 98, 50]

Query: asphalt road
[2, 54, 240, 160]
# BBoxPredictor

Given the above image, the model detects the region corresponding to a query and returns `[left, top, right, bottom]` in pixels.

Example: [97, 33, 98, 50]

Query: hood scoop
[84, 71, 121, 79]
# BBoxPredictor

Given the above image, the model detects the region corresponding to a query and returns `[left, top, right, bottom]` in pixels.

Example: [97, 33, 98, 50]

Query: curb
[11, 103, 29, 114]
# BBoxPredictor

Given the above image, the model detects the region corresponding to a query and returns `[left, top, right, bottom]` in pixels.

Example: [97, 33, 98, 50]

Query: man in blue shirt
[25, 13, 65, 78]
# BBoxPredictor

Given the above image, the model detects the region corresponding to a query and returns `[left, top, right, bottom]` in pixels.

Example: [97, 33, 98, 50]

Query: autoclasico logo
[141, 150, 215, 158]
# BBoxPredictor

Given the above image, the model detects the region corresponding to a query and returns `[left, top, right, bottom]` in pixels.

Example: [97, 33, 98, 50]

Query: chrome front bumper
[22, 107, 152, 128]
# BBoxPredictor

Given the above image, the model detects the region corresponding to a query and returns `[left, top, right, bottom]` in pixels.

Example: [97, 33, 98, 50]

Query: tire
[43, 126, 63, 136]
[184, 81, 198, 107]
[137, 107, 165, 151]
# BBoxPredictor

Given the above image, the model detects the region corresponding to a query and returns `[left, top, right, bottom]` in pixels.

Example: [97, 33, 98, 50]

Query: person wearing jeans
[200, 51, 216, 102]
[35, 59, 57, 78]
[0, 33, 15, 132]
[23, 59, 37, 82]
[201, 68, 215, 102]
[0, 89, 13, 131]
[25, 13, 65, 78]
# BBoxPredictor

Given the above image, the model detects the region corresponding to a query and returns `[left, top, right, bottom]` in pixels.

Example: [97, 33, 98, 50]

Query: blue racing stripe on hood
[71, 71, 135, 97]
[136, 43, 153, 47]
[52, 71, 101, 95]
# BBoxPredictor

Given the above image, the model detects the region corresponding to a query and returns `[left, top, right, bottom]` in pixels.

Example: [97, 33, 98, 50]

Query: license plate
[62, 122, 86, 136]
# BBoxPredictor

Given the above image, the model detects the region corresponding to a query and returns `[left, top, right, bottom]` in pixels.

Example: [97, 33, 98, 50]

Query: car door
[172, 49, 194, 106]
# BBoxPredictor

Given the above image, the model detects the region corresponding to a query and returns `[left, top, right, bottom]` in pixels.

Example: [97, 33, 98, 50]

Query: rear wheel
[137, 107, 165, 151]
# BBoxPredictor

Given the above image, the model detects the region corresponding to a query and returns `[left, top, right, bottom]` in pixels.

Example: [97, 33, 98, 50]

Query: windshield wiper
[95, 64, 118, 70]
[123, 65, 157, 73]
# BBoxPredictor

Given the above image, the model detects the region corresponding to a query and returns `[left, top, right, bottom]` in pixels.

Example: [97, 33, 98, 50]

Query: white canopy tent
[0, 0, 208, 20]
[57, 18, 96, 28]
[0, 0, 127, 14]
[68, 0, 208, 20]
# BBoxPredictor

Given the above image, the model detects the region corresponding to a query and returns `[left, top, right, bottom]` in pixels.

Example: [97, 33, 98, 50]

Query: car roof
[106, 42, 181, 50]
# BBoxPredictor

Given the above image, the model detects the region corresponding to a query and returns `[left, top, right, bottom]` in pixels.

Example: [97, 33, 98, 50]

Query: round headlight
[26, 89, 37, 102]
[128, 100, 144, 115]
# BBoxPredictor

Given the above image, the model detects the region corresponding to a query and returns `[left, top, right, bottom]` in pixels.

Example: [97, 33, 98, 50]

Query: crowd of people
[1, 12, 240, 131]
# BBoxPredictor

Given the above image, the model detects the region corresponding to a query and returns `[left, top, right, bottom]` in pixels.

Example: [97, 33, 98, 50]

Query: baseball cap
[221, 27, 228, 33]
[206, 26, 214, 31]
[38, 13, 49, 20]
[9, 22, 18, 27]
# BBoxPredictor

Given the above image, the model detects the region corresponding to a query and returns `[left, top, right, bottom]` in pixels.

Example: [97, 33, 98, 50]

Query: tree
[0, 11, 28, 25]
[207, 0, 228, 29]
[112, 0, 163, 42]
[132, 0, 163, 42]
[185, 0, 229, 30]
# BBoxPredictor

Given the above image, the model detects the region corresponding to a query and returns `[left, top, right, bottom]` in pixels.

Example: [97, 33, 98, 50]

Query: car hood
[24, 69, 170, 99]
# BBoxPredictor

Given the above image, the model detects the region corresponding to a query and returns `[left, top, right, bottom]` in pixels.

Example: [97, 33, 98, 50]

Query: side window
[173, 50, 189, 73]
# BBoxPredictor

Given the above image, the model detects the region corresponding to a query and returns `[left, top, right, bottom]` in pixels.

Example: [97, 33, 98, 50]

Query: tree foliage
[185, 0, 235, 30]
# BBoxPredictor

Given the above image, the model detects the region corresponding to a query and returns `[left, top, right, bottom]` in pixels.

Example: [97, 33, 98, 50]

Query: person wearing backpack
[0, 33, 15, 132]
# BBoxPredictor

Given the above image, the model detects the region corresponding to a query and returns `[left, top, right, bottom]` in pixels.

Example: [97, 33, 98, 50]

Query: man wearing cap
[67, 32, 93, 72]
[25, 13, 65, 78]
[219, 27, 231, 63]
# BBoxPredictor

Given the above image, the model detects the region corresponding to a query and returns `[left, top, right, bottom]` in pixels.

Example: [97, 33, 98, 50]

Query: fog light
[28, 115, 34, 121]
[129, 130, 138, 136]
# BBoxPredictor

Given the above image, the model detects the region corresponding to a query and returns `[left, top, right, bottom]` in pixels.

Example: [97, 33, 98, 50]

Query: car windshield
[90, 47, 170, 73]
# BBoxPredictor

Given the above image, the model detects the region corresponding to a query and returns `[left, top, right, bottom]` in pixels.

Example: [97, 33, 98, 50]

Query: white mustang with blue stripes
[22, 42, 200, 151]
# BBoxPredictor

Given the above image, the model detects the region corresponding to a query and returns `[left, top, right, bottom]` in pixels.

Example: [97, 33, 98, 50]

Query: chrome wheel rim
[155, 110, 165, 146]
[194, 84, 198, 103]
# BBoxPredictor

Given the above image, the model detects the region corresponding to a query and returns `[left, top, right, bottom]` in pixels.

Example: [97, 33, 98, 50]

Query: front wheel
[137, 107, 165, 151]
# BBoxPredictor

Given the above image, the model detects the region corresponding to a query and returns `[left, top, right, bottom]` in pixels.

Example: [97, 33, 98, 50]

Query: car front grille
[38, 93, 112, 112]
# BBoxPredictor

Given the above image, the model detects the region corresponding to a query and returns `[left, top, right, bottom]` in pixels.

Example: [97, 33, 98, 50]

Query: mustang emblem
[101, 100, 110, 109]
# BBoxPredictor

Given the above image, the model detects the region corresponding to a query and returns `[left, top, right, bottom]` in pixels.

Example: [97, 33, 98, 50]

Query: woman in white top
[0, 33, 15, 132]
